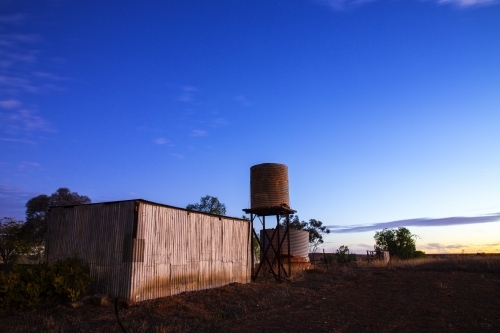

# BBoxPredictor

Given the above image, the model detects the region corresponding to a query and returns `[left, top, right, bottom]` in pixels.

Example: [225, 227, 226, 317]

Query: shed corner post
[286, 213, 291, 277]
[250, 213, 254, 279]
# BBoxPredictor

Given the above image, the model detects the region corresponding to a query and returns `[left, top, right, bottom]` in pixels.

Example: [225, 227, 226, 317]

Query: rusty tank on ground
[260, 228, 309, 263]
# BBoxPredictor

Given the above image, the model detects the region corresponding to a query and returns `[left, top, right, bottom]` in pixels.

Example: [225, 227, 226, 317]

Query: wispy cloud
[0, 13, 62, 144]
[1, 109, 53, 133]
[316, 0, 376, 11]
[0, 184, 39, 219]
[0, 75, 39, 93]
[437, 0, 499, 7]
[191, 129, 207, 137]
[0, 13, 27, 25]
[0, 99, 21, 109]
[234, 95, 252, 107]
[18, 161, 41, 171]
[177, 86, 199, 102]
[170, 153, 185, 159]
[0, 104, 54, 145]
[420, 242, 500, 253]
[32, 71, 69, 81]
[425, 243, 465, 249]
[211, 117, 229, 127]
[326, 213, 500, 233]
[154, 137, 173, 145]
[317, 0, 499, 10]
[154, 137, 167, 144]
[0, 137, 36, 144]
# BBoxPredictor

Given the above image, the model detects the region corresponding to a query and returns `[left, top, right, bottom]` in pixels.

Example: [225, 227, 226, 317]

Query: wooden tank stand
[243, 206, 296, 282]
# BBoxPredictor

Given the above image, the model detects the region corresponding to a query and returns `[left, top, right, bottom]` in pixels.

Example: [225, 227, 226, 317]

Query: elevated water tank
[260, 228, 309, 262]
[250, 163, 290, 209]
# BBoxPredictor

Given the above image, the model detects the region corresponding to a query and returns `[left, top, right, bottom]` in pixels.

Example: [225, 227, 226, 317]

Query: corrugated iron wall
[47, 200, 251, 302]
[46, 201, 136, 299]
[130, 202, 251, 301]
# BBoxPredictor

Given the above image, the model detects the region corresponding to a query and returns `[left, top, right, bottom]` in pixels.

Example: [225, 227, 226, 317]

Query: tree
[374, 227, 419, 259]
[0, 217, 27, 264]
[186, 195, 226, 215]
[24, 188, 91, 246]
[280, 215, 331, 253]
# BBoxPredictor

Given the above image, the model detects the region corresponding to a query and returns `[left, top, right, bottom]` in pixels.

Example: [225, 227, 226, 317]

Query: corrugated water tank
[260, 228, 309, 262]
[250, 163, 290, 209]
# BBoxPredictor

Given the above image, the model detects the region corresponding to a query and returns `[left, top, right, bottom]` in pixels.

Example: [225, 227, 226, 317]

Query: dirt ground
[1, 266, 499, 333]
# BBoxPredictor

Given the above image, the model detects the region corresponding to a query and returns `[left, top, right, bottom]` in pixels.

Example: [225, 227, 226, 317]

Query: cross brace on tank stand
[243, 205, 296, 281]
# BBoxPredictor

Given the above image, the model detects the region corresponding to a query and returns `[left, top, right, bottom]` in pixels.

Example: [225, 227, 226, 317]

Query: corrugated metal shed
[46, 199, 251, 302]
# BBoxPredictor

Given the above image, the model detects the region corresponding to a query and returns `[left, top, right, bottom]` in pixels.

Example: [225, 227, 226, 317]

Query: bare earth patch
[1, 266, 499, 332]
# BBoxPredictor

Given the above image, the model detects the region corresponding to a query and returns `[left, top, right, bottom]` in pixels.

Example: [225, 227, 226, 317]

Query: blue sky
[1, 0, 499, 253]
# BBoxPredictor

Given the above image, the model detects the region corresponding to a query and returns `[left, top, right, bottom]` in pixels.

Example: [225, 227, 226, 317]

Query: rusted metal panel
[46, 201, 136, 300]
[130, 201, 251, 302]
[47, 199, 251, 302]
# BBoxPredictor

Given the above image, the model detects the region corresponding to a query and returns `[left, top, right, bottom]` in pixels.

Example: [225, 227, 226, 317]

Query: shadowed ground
[1, 259, 499, 332]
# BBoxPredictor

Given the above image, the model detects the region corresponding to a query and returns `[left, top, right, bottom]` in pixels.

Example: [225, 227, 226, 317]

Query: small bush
[412, 250, 426, 259]
[0, 264, 53, 309]
[51, 256, 92, 302]
[335, 245, 357, 264]
[0, 256, 91, 310]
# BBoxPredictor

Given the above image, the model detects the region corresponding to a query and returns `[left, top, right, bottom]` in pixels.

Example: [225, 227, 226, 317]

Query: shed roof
[49, 198, 249, 221]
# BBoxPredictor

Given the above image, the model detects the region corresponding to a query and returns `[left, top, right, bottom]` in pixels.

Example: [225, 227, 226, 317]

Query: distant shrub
[412, 251, 426, 259]
[0, 255, 91, 310]
[335, 246, 357, 264]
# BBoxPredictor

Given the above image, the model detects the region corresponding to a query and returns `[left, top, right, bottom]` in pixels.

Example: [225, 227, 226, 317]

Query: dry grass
[2, 255, 500, 332]
[357, 254, 500, 273]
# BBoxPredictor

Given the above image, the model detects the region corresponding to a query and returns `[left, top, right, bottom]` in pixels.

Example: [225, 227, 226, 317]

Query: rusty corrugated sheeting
[250, 163, 290, 209]
[260, 228, 309, 262]
[47, 201, 135, 299]
[47, 200, 251, 302]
